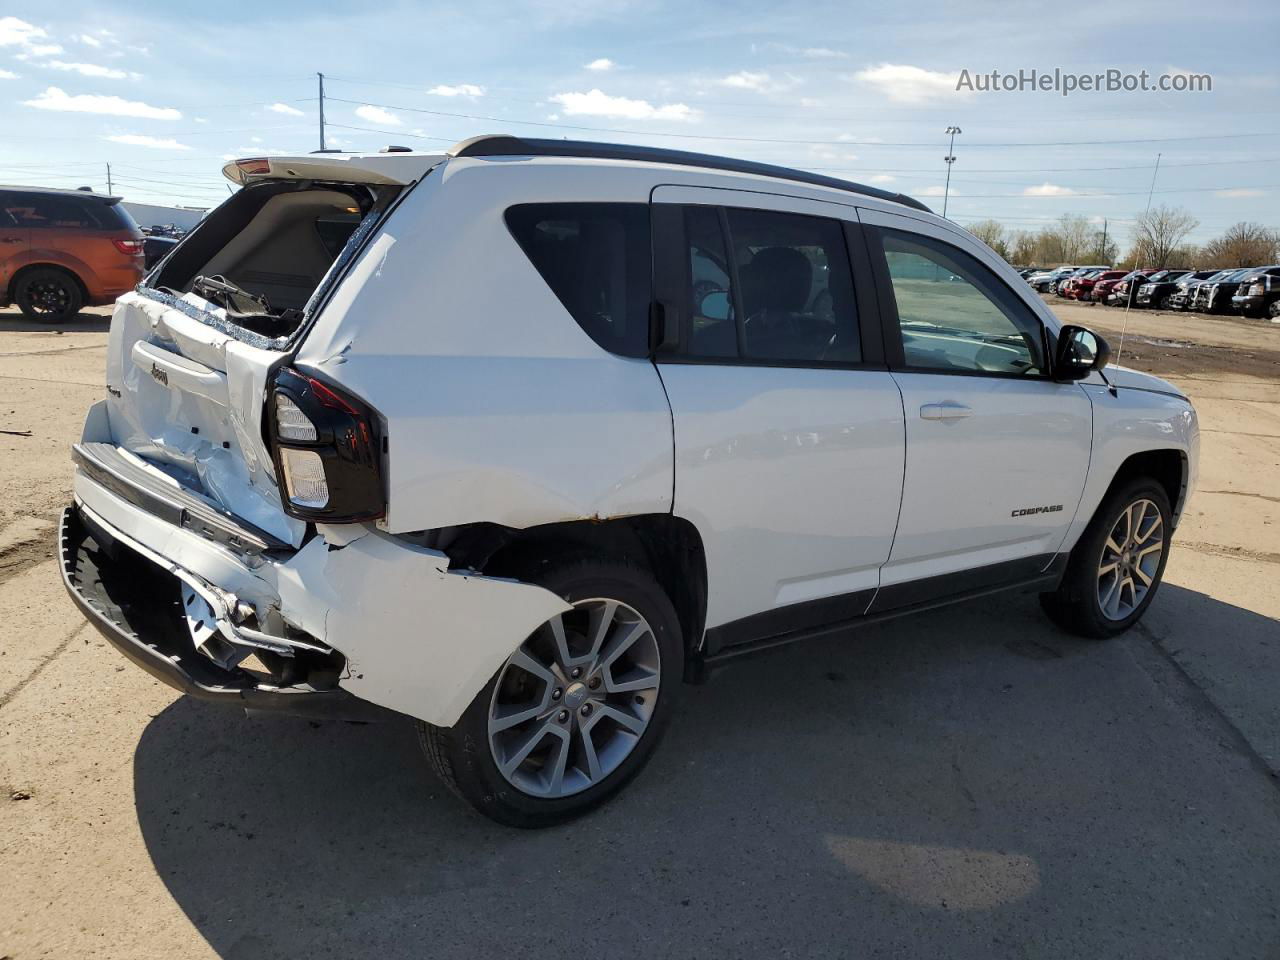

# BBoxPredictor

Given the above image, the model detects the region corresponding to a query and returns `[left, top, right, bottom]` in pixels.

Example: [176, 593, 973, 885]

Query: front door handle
[920, 402, 973, 421]
[0, 237, 24, 244]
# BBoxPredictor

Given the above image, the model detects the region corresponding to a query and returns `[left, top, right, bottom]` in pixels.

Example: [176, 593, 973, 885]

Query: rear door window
[674, 204, 861, 365]
[505, 203, 652, 358]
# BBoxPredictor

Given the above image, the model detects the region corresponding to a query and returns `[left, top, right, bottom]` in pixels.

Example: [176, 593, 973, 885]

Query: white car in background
[61, 136, 1198, 826]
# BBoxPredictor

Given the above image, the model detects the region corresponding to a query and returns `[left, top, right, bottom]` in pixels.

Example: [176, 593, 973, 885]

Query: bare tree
[1056, 214, 1094, 263]
[1011, 230, 1039, 266]
[966, 219, 1011, 261]
[1130, 205, 1199, 268]
[1199, 222, 1280, 267]
[1089, 227, 1119, 265]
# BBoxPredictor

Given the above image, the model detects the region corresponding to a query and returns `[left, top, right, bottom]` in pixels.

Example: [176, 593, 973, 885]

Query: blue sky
[2, 0, 1276, 246]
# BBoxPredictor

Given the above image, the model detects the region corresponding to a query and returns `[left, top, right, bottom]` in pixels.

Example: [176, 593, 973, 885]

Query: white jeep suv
[60, 135, 1198, 826]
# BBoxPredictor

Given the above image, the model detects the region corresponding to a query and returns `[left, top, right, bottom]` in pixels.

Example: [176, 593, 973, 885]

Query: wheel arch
[1099, 448, 1188, 526]
[8, 261, 89, 303]
[438, 513, 709, 675]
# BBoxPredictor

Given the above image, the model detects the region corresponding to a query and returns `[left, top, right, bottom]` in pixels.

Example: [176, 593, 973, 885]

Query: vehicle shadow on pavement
[0, 308, 110, 332]
[132, 585, 1280, 960]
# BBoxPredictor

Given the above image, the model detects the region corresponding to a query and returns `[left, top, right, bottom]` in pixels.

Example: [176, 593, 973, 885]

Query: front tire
[419, 557, 683, 828]
[14, 267, 83, 323]
[1040, 478, 1172, 639]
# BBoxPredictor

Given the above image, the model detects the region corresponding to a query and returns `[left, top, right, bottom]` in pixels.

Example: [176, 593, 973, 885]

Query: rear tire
[1040, 478, 1172, 639]
[14, 267, 83, 323]
[419, 556, 683, 828]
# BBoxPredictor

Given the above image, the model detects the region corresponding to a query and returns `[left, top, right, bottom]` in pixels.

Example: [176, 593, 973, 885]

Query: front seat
[738, 247, 819, 358]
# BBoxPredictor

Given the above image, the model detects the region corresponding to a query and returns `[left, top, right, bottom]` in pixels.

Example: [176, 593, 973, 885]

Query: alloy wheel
[29, 279, 71, 316]
[1097, 498, 1164, 621]
[487, 598, 661, 798]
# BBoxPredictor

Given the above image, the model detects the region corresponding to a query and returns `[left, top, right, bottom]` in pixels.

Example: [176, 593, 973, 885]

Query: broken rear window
[147, 180, 398, 340]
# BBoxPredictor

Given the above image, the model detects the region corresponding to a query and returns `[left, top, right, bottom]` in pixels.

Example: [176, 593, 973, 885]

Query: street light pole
[942, 125, 961, 219]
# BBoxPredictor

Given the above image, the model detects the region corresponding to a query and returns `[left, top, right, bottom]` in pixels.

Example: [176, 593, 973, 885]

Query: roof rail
[446, 134, 932, 213]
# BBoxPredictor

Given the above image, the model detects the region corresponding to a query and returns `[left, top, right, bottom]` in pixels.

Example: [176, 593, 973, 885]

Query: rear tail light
[267, 368, 384, 523]
[112, 238, 143, 255]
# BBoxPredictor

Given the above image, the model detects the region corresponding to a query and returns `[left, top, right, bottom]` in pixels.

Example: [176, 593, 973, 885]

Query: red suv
[1, 186, 145, 322]
[1075, 269, 1126, 302]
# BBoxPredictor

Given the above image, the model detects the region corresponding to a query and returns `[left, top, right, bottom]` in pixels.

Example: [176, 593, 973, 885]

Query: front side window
[879, 229, 1044, 376]
[679, 205, 861, 365]
[505, 202, 651, 358]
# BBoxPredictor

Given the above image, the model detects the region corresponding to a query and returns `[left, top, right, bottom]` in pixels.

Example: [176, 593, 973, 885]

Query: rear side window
[505, 203, 652, 358]
[676, 205, 861, 365]
[6, 194, 103, 229]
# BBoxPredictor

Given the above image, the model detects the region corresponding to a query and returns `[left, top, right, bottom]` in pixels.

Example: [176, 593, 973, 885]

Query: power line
[323, 95, 1280, 148]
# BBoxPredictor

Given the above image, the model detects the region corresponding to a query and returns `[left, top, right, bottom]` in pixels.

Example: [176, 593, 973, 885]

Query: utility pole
[1099, 218, 1108, 262]
[318, 72, 327, 152]
[106, 162, 112, 195]
[942, 126, 961, 219]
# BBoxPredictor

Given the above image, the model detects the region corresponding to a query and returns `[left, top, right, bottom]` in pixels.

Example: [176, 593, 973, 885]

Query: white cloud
[0, 68, 17, 79]
[25, 43, 63, 57]
[584, 58, 614, 71]
[769, 43, 849, 60]
[800, 47, 847, 59]
[851, 63, 968, 106]
[44, 60, 134, 79]
[809, 146, 858, 162]
[0, 16, 46, 47]
[868, 174, 896, 184]
[426, 83, 484, 97]
[918, 186, 951, 197]
[720, 70, 771, 92]
[194, 116, 207, 123]
[1215, 188, 1265, 198]
[355, 104, 402, 125]
[104, 133, 192, 150]
[229, 145, 289, 157]
[550, 88, 696, 122]
[79, 33, 101, 47]
[22, 87, 181, 120]
[1023, 183, 1076, 197]
[267, 102, 304, 116]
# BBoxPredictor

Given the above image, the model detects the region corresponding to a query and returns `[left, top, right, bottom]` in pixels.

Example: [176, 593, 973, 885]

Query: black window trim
[651, 199, 888, 371]
[864, 222, 1060, 382]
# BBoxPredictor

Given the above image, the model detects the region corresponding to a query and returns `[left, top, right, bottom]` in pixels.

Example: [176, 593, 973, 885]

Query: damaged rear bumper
[64, 440, 571, 726]
[60, 505, 382, 722]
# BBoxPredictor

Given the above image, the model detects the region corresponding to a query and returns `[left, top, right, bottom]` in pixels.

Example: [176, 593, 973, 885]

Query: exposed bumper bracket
[59, 505, 385, 723]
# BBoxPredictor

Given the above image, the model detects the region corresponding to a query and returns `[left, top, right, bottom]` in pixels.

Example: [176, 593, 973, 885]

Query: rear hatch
[93, 153, 440, 547]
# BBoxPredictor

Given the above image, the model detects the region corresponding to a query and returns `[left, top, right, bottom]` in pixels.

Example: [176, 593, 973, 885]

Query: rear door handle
[920, 402, 973, 421]
[0, 237, 23, 244]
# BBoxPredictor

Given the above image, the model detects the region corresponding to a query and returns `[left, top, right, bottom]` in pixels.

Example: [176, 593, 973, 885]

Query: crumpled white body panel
[277, 531, 571, 727]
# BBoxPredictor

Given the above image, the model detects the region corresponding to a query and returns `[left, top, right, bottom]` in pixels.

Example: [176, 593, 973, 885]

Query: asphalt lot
[1, 301, 1278, 959]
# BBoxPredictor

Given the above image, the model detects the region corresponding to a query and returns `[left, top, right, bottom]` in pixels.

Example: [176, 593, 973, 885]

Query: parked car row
[1022, 263, 1280, 318]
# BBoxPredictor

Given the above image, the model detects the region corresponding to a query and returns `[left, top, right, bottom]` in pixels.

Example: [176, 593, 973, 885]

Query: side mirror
[1054, 324, 1111, 381]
